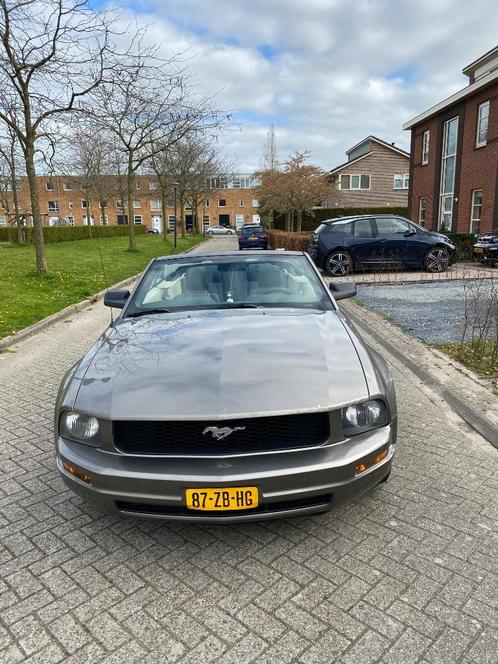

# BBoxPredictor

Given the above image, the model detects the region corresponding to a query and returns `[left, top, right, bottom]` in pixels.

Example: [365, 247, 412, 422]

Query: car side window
[352, 219, 374, 238]
[331, 221, 353, 235]
[375, 217, 411, 235]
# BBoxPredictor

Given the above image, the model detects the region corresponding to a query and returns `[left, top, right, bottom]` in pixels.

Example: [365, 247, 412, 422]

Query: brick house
[329, 136, 410, 208]
[0, 173, 261, 231]
[404, 45, 498, 234]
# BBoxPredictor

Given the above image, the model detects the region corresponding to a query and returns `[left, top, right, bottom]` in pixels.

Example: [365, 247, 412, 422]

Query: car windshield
[241, 226, 264, 236]
[127, 254, 332, 314]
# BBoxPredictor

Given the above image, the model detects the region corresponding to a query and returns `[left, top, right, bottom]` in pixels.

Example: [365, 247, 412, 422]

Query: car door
[348, 218, 378, 264]
[373, 216, 415, 263]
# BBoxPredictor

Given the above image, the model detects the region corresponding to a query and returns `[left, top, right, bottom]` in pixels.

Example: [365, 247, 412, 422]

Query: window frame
[470, 189, 483, 234]
[46, 181, 55, 191]
[150, 199, 161, 212]
[418, 197, 427, 227]
[393, 173, 409, 190]
[218, 199, 226, 207]
[422, 130, 430, 165]
[340, 174, 371, 190]
[133, 215, 143, 225]
[476, 101, 490, 148]
[81, 199, 89, 209]
[63, 182, 72, 191]
[47, 200, 60, 212]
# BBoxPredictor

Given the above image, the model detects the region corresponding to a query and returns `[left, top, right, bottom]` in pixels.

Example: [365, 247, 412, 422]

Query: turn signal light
[355, 448, 389, 475]
[63, 461, 92, 484]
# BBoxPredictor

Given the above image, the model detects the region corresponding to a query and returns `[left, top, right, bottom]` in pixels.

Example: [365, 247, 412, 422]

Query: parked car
[309, 215, 456, 275]
[55, 251, 396, 522]
[473, 233, 498, 266]
[206, 225, 235, 236]
[238, 224, 268, 250]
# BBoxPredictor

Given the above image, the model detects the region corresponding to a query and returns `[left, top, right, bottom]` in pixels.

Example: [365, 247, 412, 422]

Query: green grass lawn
[0, 233, 205, 340]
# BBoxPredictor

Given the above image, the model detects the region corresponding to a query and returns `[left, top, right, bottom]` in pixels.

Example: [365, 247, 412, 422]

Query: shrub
[268, 229, 312, 251]
[6, 224, 146, 244]
[446, 232, 477, 261]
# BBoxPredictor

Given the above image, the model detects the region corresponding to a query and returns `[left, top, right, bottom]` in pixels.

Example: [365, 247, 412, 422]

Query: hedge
[0, 224, 146, 244]
[271, 207, 409, 232]
[268, 229, 311, 251]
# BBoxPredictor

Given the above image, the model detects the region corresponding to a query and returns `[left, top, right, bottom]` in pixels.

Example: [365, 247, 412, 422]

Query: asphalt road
[357, 279, 498, 344]
[1, 238, 498, 663]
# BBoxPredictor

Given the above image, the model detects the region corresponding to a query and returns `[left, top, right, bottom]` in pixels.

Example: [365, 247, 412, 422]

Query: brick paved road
[1, 239, 498, 663]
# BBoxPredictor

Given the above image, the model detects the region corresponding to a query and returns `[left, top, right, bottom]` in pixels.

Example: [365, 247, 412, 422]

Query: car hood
[73, 309, 369, 420]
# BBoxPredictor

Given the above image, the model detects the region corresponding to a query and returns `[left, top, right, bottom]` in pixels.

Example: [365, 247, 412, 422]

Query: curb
[0, 237, 210, 352]
[344, 302, 498, 450]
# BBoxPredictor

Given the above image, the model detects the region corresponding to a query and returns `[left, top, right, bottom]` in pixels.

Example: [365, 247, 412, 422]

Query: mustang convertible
[55, 251, 397, 522]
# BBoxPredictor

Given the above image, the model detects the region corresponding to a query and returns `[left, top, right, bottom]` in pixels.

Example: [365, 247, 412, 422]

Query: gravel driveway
[357, 279, 498, 344]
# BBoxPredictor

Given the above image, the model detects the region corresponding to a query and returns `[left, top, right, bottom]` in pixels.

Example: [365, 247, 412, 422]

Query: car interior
[136, 259, 325, 308]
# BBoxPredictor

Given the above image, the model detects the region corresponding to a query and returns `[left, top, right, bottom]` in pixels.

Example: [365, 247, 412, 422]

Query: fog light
[63, 461, 92, 484]
[355, 448, 389, 475]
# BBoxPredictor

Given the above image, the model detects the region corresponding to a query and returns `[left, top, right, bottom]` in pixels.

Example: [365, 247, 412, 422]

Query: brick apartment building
[329, 136, 410, 208]
[0, 173, 261, 232]
[404, 45, 498, 234]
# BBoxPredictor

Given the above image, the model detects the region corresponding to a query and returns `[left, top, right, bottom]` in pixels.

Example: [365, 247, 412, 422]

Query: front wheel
[325, 250, 353, 276]
[424, 247, 450, 272]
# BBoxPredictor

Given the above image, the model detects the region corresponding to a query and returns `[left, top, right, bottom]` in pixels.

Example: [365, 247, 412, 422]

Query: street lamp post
[171, 181, 180, 250]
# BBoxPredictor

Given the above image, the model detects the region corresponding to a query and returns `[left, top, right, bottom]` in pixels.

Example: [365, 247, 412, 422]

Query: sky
[115, 0, 498, 172]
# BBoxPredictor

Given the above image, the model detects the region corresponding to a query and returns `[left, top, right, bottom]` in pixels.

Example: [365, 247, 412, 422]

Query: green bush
[6, 224, 146, 244]
[268, 229, 311, 251]
[272, 207, 409, 232]
[446, 232, 477, 261]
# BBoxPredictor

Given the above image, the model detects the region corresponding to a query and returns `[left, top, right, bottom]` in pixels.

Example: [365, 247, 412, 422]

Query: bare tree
[259, 124, 279, 172]
[0, 125, 24, 242]
[0, 0, 116, 271]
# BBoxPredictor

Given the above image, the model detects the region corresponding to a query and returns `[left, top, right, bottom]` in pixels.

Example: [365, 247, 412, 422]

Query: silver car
[55, 251, 396, 522]
[205, 225, 235, 235]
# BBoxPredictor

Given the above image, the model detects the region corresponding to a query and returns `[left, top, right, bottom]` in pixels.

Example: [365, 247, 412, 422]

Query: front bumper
[239, 240, 268, 249]
[56, 424, 395, 522]
[473, 245, 498, 263]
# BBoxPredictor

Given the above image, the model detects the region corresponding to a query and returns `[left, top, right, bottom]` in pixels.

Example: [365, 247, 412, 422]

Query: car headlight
[342, 400, 388, 436]
[60, 411, 101, 444]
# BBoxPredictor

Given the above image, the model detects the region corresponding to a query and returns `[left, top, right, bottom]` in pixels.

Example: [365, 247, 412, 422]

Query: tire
[424, 246, 450, 273]
[325, 250, 353, 276]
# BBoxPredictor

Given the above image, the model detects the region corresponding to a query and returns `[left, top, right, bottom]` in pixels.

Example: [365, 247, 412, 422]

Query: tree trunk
[180, 194, 186, 237]
[127, 160, 136, 251]
[25, 141, 47, 272]
[297, 211, 302, 232]
[161, 191, 168, 240]
[10, 147, 23, 244]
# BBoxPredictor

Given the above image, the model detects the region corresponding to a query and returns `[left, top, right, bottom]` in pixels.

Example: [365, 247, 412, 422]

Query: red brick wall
[408, 79, 498, 234]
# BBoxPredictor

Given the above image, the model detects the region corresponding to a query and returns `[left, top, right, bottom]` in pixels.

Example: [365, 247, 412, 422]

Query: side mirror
[104, 289, 130, 309]
[404, 229, 417, 237]
[329, 281, 357, 301]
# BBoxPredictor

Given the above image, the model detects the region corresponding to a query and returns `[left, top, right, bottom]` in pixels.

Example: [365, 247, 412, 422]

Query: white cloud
[119, 0, 498, 171]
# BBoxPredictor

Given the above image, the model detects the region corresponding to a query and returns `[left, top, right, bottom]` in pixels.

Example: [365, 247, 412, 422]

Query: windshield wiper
[215, 303, 262, 309]
[127, 307, 171, 318]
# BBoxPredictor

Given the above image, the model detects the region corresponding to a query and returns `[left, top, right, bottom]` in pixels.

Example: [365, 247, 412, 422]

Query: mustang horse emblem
[202, 426, 246, 441]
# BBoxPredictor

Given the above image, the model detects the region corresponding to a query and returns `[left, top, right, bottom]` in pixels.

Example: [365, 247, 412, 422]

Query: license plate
[185, 487, 259, 511]
[249, 236, 257, 240]
[474, 247, 484, 253]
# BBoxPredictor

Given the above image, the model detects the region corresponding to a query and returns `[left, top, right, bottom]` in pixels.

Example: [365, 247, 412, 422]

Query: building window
[81, 199, 88, 209]
[149, 180, 158, 191]
[470, 189, 483, 234]
[205, 199, 210, 207]
[100, 215, 108, 225]
[68, 201, 73, 209]
[99, 200, 108, 209]
[46, 181, 55, 191]
[439, 116, 459, 230]
[393, 173, 409, 189]
[0, 216, 6, 226]
[168, 215, 176, 230]
[4, 179, 21, 191]
[83, 215, 94, 226]
[252, 199, 259, 207]
[150, 199, 161, 211]
[63, 182, 72, 191]
[116, 200, 124, 211]
[476, 101, 490, 147]
[418, 197, 427, 227]
[133, 200, 141, 209]
[66, 216, 74, 225]
[340, 174, 370, 190]
[48, 201, 59, 212]
[135, 181, 141, 191]
[422, 130, 430, 165]
[218, 199, 226, 207]
[134, 215, 142, 224]
[239, 199, 244, 207]
[202, 214, 209, 225]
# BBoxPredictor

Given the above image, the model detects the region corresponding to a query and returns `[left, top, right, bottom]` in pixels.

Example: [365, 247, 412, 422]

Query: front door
[219, 214, 230, 227]
[152, 215, 162, 232]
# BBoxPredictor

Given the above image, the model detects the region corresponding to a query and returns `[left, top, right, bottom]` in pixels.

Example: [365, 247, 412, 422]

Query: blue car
[309, 215, 456, 275]
[239, 225, 268, 250]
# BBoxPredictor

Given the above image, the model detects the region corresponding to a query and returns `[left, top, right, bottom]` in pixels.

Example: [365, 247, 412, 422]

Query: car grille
[113, 412, 330, 456]
[116, 494, 333, 517]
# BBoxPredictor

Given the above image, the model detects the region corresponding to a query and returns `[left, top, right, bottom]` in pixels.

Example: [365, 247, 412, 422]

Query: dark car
[473, 234, 498, 266]
[54, 251, 396, 522]
[238, 224, 268, 250]
[309, 215, 456, 275]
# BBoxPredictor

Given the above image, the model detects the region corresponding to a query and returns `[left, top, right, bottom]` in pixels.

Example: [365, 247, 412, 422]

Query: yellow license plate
[249, 236, 257, 240]
[474, 247, 483, 253]
[185, 487, 259, 511]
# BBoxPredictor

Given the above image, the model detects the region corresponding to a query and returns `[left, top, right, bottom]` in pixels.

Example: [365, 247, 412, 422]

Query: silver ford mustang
[55, 251, 397, 522]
